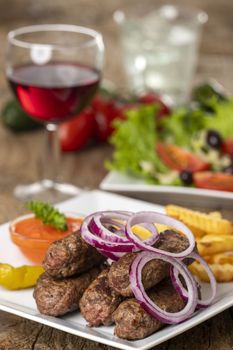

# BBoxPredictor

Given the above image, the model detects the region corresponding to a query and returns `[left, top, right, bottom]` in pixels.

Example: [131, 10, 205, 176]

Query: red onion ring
[130, 251, 198, 324]
[80, 211, 137, 260]
[171, 252, 217, 309]
[90, 213, 130, 243]
[126, 211, 195, 258]
[81, 210, 161, 260]
[97, 249, 122, 261]
[137, 223, 160, 245]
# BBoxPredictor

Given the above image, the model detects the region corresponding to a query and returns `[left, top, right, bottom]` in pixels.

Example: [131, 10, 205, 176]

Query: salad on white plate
[106, 82, 233, 192]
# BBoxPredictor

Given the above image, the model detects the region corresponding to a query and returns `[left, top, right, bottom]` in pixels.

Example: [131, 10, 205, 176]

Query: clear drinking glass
[6, 24, 104, 201]
[115, 5, 208, 106]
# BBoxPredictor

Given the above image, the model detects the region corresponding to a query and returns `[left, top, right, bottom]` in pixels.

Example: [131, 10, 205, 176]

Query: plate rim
[0, 291, 233, 350]
[100, 171, 233, 199]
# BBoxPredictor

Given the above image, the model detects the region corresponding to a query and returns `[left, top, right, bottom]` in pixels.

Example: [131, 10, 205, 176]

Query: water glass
[115, 5, 208, 106]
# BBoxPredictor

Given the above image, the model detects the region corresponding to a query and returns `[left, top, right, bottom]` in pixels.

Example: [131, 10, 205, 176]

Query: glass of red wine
[6, 24, 104, 201]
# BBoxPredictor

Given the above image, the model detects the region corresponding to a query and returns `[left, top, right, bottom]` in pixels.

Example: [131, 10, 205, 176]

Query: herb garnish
[26, 201, 68, 231]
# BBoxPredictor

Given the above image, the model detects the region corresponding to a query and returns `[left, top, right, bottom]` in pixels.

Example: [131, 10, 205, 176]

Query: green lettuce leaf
[203, 99, 233, 138]
[160, 107, 206, 147]
[106, 105, 168, 182]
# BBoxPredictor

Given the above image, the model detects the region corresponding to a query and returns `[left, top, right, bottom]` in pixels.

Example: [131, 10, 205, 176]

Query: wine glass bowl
[6, 24, 104, 201]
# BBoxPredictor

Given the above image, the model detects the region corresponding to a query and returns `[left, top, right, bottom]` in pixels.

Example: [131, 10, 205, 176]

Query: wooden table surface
[0, 0, 232, 349]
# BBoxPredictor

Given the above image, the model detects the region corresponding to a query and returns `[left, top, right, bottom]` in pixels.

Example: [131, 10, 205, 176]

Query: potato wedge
[186, 224, 206, 238]
[206, 252, 233, 265]
[189, 261, 233, 282]
[197, 235, 233, 256]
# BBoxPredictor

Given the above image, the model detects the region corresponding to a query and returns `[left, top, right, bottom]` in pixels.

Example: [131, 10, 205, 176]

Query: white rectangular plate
[100, 171, 233, 208]
[0, 190, 232, 350]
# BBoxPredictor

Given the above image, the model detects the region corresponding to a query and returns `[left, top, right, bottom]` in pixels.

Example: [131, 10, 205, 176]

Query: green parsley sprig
[26, 201, 68, 231]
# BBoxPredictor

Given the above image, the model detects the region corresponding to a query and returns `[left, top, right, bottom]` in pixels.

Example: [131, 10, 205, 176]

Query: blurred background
[0, 0, 232, 216]
[0, 0, 232, 96]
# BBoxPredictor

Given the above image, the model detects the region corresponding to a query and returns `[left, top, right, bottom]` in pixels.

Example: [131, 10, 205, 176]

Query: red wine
[8, 63, 100, 123]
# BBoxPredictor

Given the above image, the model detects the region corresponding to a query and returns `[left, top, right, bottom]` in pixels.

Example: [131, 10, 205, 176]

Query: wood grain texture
[0, 0, 232, 349]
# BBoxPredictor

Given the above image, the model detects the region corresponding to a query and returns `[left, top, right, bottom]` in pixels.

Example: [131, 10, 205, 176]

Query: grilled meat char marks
[43, 230, 106, 278]
[113, 279, 185, 340]
[108, 230, 190, 297]
[33, 266, 101, 317]
[80, 268, 122, 327]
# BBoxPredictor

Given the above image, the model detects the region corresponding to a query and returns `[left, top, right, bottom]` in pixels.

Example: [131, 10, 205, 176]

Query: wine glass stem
[44, 123, 61, 185]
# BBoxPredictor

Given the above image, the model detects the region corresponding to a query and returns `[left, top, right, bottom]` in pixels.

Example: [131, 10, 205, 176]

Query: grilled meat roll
[43, 231, 106, 278]
[113, 279, 185, 340]
[80, 268, 122, 327]
[108, 230, 190, 297]
[34, 266, 101, 316]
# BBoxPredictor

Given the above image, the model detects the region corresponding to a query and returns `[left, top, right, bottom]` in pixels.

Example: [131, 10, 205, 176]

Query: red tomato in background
[58, 91, 172, 151]
[222, 136, 233, 156]
[138, 92, 171, 119]
[194, 172, 233, 192]
[92, 91, 171, 143]
[92, 95, 123, 142]
[59, 108, 95, 152]
[156, 143, 210, 172]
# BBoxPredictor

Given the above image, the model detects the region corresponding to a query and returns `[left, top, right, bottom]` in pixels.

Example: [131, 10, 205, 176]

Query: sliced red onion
[80, 211, 137, 261]
[90, 214, 130, 243]
[126, 211, 195, 258]
[130, 251, 198, 324]
[82, 226, 135, 251]
[171, 252, 217, 309]
[97, 249, 122, 261]
[81, 210, 160, 260]
[96, 214, 159, 245]
[102, 218, 126, 231]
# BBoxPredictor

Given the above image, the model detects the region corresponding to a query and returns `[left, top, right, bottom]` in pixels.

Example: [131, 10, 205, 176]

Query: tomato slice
[194, 172, 233, 192]
[156, 143, 210, 172]
[222, 136, 233, 156]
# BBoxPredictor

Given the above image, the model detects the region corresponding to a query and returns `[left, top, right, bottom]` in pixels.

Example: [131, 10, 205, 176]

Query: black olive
[206, 129, 223, 149]
[180, 170, 193, 185]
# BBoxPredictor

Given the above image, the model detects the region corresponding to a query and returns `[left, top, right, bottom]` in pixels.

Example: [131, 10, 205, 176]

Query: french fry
[206, 252, 233, 265]
[186, 224, 206, 238]
[165, 205, 233, 235]
[166, 204, 233, 283]
[197, 235, 233, 256]
[209, 211, 222, 219]
[189, 261, 233, 282]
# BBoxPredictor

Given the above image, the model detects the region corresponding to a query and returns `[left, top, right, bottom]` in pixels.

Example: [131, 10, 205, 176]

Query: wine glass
[6, 24, 104, 201]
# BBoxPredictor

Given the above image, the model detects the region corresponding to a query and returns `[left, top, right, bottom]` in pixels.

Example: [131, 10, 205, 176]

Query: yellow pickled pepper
[0, 263, 44, 290]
